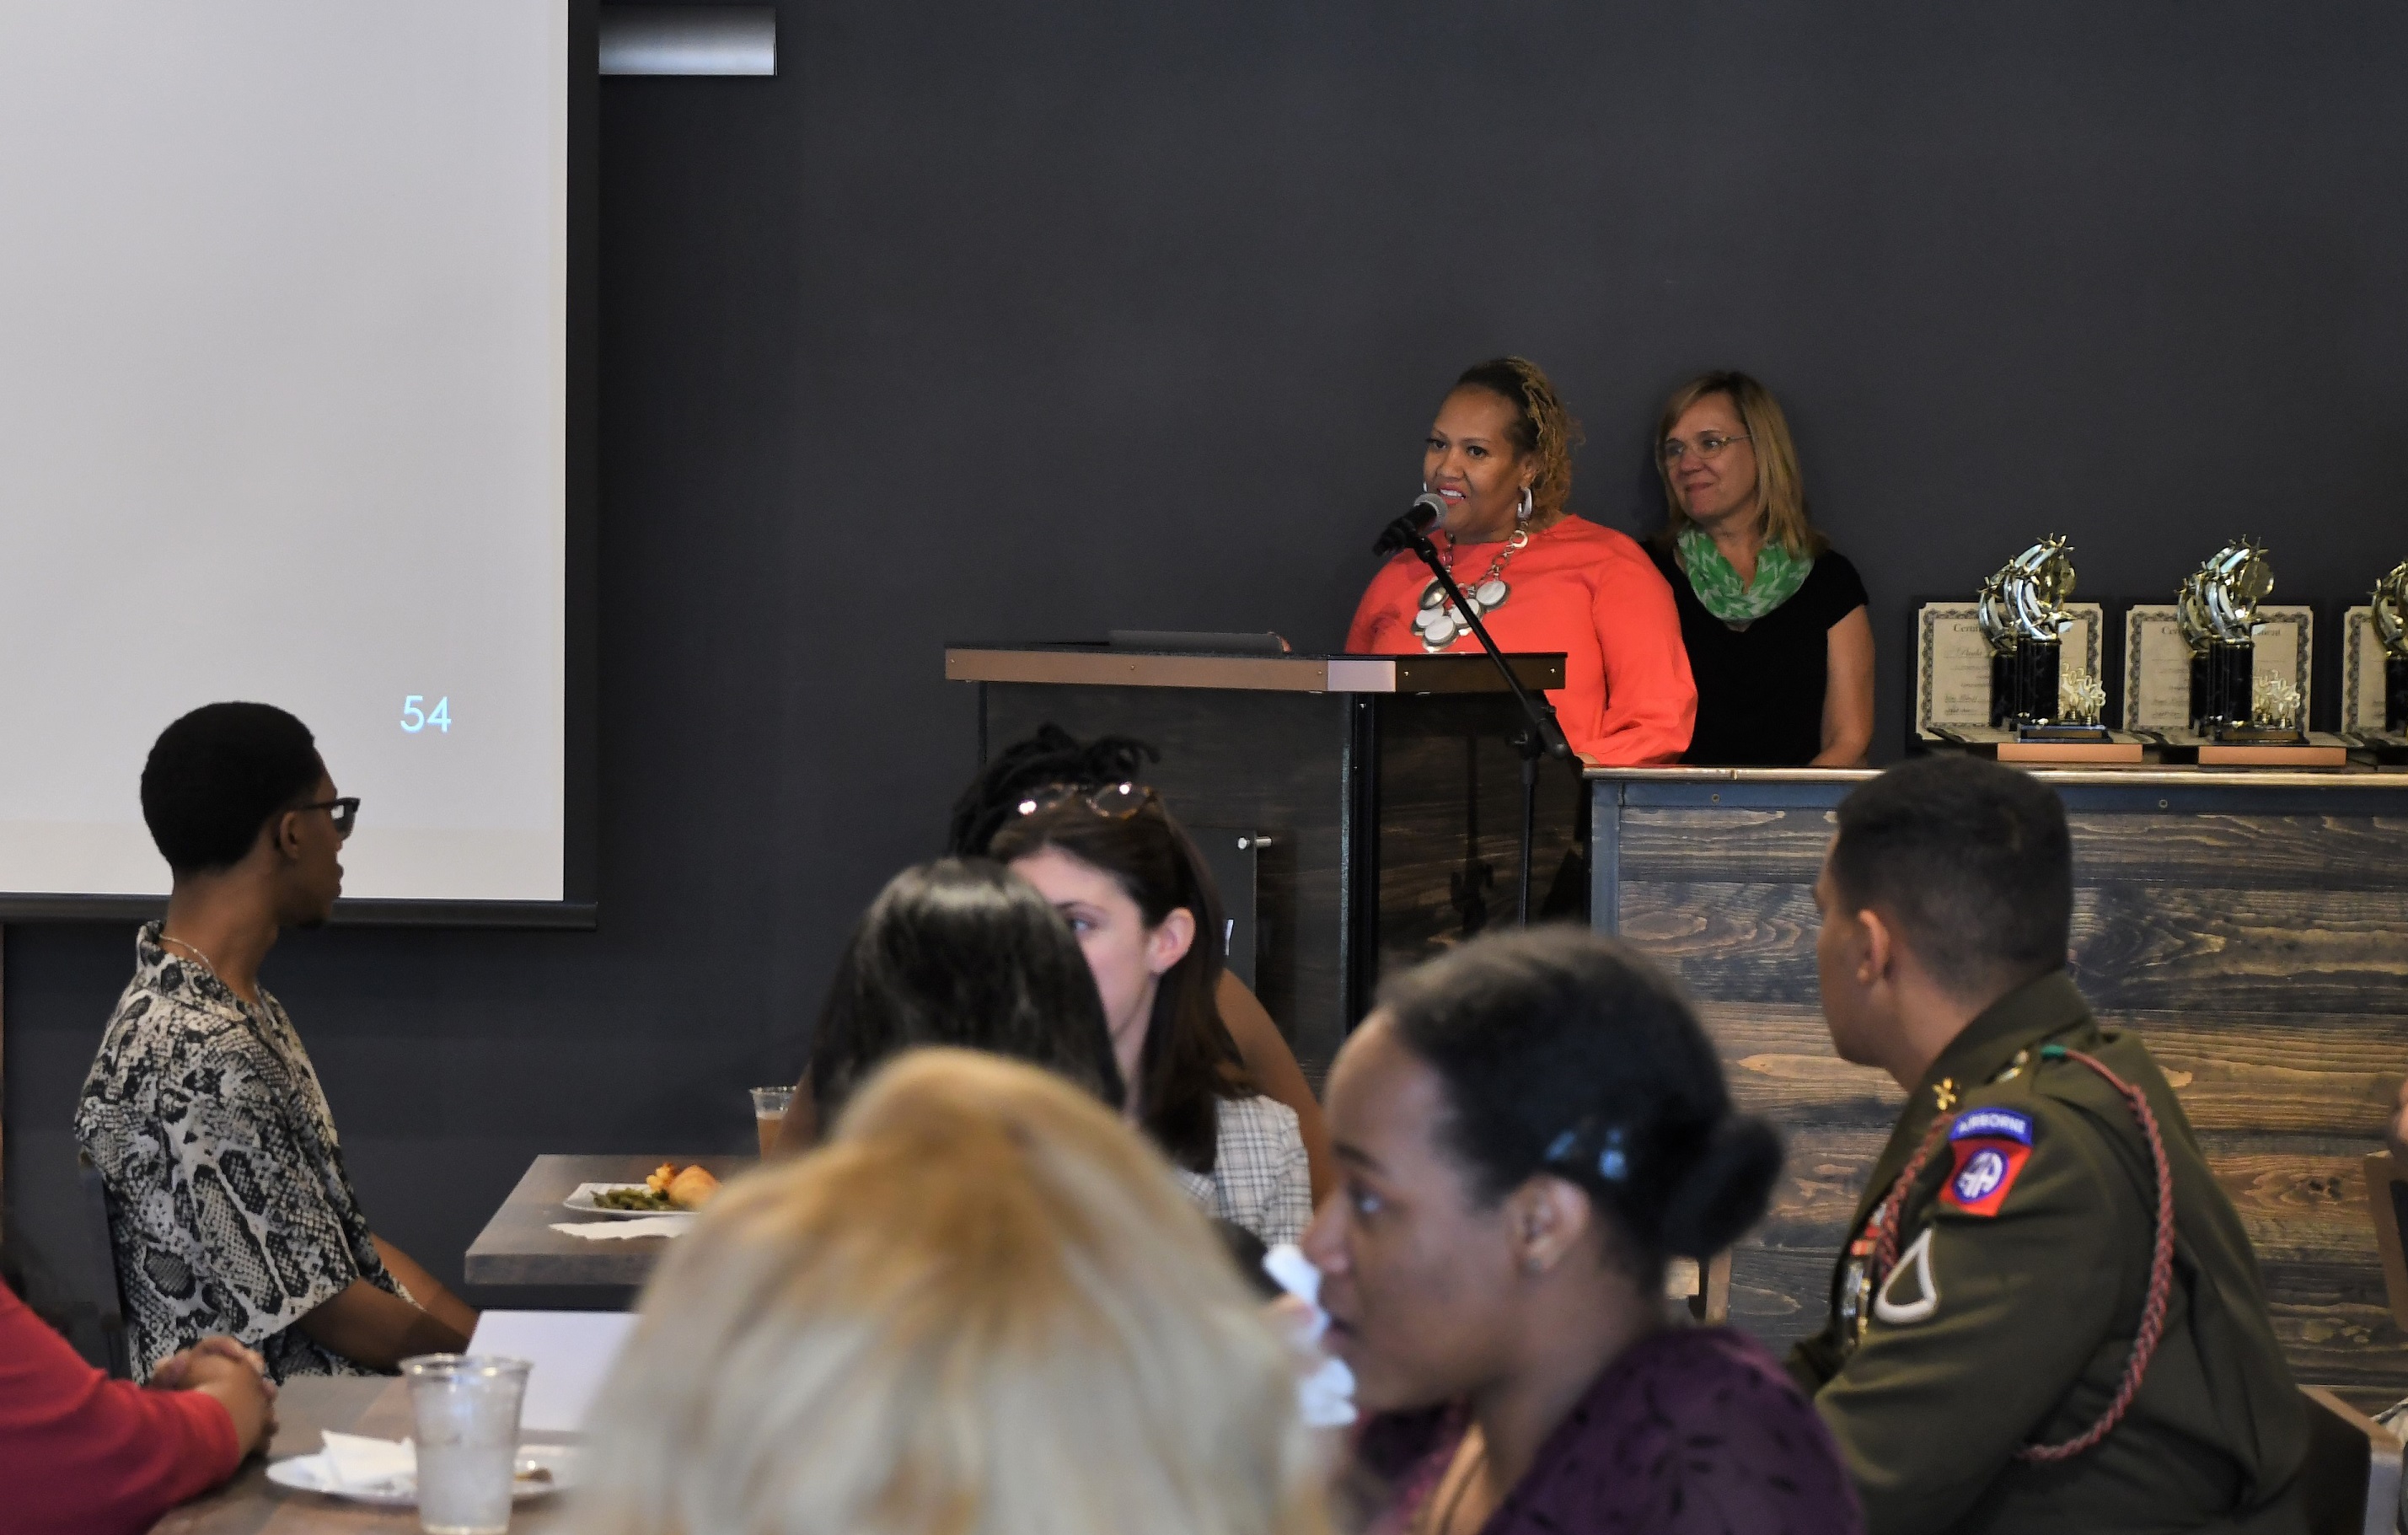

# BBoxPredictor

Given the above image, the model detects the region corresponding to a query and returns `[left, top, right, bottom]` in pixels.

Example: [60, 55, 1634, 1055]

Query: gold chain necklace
[158, 932, 219, 974]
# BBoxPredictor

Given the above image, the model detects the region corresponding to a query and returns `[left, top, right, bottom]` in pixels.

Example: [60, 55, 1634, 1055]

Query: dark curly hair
[1451, 357, 1583, 520]
[1379, 926, 1781, 1285]
[140, 702, 325, 876]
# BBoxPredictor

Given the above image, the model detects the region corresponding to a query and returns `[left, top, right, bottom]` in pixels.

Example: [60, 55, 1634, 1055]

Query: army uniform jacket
[1787, 973, 2307, 1535]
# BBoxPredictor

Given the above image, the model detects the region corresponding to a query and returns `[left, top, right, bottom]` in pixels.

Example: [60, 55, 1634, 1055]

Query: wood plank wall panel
[1606, 794, 2408, 1401]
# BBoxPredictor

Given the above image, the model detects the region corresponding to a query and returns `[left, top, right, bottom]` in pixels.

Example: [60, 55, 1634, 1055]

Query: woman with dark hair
[800, 859, 1124, 1127]
[1306, 927, 1861, 1535]
[1346, 357, 1695, 765]
[989, 781, 1312, 1248]
[1647, 371, 1873, 766]
[950, 726, 1333, 1205]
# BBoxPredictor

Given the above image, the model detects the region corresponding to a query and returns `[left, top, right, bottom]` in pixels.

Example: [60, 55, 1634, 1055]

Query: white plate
[266, 1445, 577, 1506]
[562, 1182, 691, 1220]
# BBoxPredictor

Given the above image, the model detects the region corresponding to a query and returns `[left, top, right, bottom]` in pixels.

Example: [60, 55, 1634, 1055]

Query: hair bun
[1658, 1116, 1783, 1260]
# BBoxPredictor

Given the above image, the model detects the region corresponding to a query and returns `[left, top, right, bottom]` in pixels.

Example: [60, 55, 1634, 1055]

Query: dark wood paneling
[2074, 883, 2408, 1015]
[1621, 882, 1820, 1003]
[2067, 813, 2408, 892]
[1618, 806, 1835, 883]
[985, 684, 1352, 1070]
[1370, 696, 1582, 981]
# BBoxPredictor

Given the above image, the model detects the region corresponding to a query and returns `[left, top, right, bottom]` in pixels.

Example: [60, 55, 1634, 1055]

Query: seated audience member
[991, 777, 1313, 1247]
[1307, 926, 1861, 1535]
[76, 703, 476, 1380]
[1, 1275, 274, 1535]
[949, 724, 1335, 1203]
[580, 1049, 1333, 1535]
[1794, 755, 2304, 1532]
[1647, 371, 1873, 767]
[797, 857, 1124, 1122]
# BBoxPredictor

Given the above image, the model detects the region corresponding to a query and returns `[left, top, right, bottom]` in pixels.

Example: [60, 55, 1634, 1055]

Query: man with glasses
[76, 702, 476, 1380]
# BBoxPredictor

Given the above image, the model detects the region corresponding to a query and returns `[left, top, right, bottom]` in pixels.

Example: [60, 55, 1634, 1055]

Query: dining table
[462, 1152, 747, 1310]
[147, 1375, 579, 1533]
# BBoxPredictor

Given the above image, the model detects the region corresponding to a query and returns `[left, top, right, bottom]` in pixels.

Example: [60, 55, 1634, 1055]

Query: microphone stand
[1376, 510, 1574, 926]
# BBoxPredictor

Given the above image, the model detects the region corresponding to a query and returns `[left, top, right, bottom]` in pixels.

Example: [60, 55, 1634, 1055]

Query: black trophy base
[2210, 723, 2306, 747]
[2191, 640, 2256, 735]
[2018, 722, 2112, 743]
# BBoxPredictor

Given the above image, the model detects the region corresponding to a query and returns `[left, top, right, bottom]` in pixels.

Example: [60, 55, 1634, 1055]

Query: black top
[1648, 543, 1869, 766]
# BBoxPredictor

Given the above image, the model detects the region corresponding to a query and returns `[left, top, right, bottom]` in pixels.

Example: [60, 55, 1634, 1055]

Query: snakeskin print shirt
[75, 924, 406, 1382]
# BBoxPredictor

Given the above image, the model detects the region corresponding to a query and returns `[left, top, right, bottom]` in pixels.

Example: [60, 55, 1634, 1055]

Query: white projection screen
[0, 2, 594, 918]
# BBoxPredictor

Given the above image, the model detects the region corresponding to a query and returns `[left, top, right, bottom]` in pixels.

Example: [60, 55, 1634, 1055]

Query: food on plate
[592, 1185, 673, 1212]
[665, 1164, 721, 1210]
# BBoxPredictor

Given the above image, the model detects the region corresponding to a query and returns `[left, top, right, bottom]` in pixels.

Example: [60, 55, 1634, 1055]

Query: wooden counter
[1587, 764, 2408, 1400]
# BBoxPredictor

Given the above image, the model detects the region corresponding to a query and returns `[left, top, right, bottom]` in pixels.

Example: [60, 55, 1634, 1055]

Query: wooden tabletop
[150, 1376, 578, 1534]
[461, 1153, 746, 1308]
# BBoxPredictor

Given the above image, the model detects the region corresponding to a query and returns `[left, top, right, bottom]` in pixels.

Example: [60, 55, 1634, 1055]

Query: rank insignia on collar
[1939, 1107, 2034, 1217]
[1933, 1077, 1959, 1113]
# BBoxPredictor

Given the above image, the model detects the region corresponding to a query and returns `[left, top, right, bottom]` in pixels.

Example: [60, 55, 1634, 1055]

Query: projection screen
[0, 1, 593, 918]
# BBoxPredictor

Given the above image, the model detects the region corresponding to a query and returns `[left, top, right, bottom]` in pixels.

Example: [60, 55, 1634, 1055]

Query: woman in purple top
[1303, 927, 1863, 1535]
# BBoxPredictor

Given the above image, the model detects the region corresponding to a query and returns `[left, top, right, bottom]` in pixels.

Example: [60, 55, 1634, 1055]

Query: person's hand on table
[152, 1335, 277, 1456]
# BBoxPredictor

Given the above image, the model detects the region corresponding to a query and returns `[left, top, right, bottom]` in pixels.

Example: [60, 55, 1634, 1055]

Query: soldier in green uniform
[1789, 755, 2306, 1534]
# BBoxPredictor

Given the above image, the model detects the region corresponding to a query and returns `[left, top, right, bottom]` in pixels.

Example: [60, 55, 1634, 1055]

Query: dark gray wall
[8, 1, 2408, 1337]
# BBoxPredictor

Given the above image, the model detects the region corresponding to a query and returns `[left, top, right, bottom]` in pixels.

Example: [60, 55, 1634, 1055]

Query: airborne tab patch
[1940, 1108, 2035, 1217]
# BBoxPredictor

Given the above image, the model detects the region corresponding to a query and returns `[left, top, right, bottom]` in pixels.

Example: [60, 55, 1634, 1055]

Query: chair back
[2298, 1385, 2405, 1535]
[74, 1151, 131, 1378]
[2364, 1152, 2408, 1334]
[1662, 1250, 1735, 1325]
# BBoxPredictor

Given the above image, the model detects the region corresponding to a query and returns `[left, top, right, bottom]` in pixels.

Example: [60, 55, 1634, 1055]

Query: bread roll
[666, 1164, 721, 1210]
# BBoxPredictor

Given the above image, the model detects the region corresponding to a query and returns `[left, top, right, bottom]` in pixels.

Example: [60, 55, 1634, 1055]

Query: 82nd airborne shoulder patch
[1939, 1107, 2034, 1217]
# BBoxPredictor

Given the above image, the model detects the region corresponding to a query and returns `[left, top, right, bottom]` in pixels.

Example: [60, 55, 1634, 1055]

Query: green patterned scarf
[1676, 523, 1814, 623]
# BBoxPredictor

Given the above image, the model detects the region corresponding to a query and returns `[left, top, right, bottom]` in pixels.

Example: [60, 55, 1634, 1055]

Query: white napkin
[550, 1216, 692, 1240]
[319, 1431, 416, 1492]
[1262, 1243, 1357, 1427]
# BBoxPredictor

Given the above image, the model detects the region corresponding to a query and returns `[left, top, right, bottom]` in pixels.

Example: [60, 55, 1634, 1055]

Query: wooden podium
[947, 645, 1583, 1076]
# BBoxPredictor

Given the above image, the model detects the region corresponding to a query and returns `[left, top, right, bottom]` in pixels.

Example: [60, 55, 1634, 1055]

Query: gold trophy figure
[2374, 560, 2408, 736]
[2177, 539, 2284, 742]
[1976, 536, 2095, 738]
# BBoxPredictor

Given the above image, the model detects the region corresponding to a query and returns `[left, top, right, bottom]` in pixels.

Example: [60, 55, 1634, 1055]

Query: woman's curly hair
[1453, 356, 1583, 520]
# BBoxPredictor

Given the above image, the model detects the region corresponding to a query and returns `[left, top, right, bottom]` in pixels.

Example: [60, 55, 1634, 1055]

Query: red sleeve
[0, 1280, 243, 1535]
[1585, 541, 1697, 765]
[1347, 561, 1410, 652]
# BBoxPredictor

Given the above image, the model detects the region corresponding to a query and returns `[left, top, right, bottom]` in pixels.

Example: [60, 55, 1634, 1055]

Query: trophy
[1976, 536, 2099, 738]
[2177, 538, 2286, 741]
[2376, 560, 2408, 733]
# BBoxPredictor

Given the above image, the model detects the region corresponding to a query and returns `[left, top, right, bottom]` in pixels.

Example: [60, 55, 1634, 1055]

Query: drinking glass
[401, 1354, 530, 1535]
[751, 1084, 796, 1157]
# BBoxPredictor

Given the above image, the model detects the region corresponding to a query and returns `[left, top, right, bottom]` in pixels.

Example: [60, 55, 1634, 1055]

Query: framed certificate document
[2342, 606, 2387, 733]
[2124, 604, 2313, 732]
[1916, 601, 2103, 738]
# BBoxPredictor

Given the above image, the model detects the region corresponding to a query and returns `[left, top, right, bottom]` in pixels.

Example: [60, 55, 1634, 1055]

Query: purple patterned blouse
[1353, 1327, 1863, 1535]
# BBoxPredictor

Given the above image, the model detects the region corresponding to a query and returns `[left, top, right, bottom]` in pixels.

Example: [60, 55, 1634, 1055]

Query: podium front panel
[976, 676, 1581, 1078]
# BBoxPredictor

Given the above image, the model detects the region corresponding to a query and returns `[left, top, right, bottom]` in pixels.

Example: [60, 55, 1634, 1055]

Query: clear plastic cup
[401, 1354, 530, 1535]
[752, 1084, 796, 1157]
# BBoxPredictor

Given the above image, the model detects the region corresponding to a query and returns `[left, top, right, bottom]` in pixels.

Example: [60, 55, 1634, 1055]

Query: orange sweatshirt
[1346, 516, 1696, 765]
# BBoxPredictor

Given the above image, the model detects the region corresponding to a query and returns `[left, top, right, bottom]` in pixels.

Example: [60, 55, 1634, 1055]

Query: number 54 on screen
[400, 695, 452, 734]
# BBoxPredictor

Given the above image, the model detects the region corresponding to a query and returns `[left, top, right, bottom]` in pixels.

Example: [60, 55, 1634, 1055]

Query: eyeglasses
[292, 797, 361, 840]
[1013, 781, 1154, 819]
[1660, 432, 1751, 464]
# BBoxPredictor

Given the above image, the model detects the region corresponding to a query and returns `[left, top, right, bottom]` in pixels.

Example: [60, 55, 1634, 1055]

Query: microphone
[1372, 492, 1447, 556]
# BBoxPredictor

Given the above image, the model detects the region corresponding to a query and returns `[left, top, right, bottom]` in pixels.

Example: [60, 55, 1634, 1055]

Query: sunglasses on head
[1012, 781, 1155, 820]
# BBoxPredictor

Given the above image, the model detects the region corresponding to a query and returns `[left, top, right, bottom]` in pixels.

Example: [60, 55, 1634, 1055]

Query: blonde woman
[1648, 372, 1874, 766]
[577, 1049, 1333, 1535]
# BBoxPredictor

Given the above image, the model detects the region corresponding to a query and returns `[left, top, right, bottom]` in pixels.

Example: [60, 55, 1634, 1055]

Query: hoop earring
[1516, 486, 1533, 522]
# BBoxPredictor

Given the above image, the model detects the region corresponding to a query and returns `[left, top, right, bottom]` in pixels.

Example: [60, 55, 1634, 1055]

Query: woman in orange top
[1347, 358, 1696, 765]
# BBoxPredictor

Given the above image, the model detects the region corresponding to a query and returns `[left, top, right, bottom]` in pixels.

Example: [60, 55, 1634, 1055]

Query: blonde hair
[1653, 371, 1825, 559]
[577, 1049, 1333, 1535]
